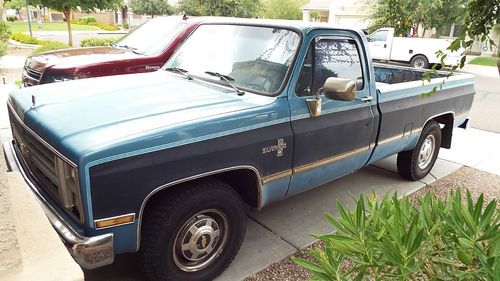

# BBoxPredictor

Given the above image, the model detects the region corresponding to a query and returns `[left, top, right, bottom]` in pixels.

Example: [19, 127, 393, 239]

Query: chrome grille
[9, 107, 83, 223]
[22, 67, 42, 86]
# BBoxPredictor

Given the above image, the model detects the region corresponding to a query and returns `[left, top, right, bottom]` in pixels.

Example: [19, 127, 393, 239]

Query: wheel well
[142, 168, 261, 216]
[138, 168, 261, 251]
[431, 113, 454, 149]
[410, 54, 428, 63]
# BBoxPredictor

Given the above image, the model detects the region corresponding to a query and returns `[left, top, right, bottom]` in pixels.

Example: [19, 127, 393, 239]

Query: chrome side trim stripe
[262, 169, 292, 184]
[293, 145, 370, 174]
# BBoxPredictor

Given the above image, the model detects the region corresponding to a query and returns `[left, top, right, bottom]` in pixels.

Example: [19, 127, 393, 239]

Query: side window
[295, 37, 364, 97]
[369, 30, 388, 42]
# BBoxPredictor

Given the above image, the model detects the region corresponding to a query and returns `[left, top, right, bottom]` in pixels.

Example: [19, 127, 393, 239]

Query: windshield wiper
[205, 71, 244, 96]
[112, 44, 142, 55]
[165, 67, 193, 80]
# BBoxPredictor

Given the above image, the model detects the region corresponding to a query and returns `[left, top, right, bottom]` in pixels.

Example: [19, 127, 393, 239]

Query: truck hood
[27, 47, 141, 72]
[9, 71, 276, 160]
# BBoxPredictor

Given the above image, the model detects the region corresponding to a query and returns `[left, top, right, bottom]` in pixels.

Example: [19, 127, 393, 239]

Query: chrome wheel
[418, 135, 435, 169]
[413, 58, 425, 69]
[173, 209, 229, 272]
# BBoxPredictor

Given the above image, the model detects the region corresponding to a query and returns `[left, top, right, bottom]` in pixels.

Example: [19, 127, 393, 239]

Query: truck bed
[368, 63, 475, 166]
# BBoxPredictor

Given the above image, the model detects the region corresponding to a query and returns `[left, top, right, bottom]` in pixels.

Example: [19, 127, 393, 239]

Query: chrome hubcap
[418, 135, 435, 169]
[414, 58, 425, 69]
[173, 210, 228, 272]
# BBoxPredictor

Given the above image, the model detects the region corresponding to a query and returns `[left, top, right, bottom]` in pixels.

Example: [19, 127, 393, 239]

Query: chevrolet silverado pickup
[22, 16, 201, 86]
[4, 18, 474, 281]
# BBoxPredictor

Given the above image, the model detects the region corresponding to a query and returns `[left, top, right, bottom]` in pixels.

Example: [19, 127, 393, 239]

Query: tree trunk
[63, 7, 73, 47]
[16, 9, 23, 20]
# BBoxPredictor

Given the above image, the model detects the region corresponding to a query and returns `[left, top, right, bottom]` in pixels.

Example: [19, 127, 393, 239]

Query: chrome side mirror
[322, 77, 356, 102]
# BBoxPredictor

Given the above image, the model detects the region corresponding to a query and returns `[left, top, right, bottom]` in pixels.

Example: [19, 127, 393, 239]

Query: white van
[368, 28, 462, 69]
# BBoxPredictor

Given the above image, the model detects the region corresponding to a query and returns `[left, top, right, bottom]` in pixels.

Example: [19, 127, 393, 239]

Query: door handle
[356, 96, 373, 102]
[383, 44, 387, 48]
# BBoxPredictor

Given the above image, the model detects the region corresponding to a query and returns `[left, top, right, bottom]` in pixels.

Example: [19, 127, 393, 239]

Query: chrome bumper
[3, 140, 114, 269]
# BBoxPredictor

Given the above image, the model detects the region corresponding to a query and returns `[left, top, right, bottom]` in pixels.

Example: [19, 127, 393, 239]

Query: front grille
[22, 67, 42, 86]
[9, 107, 83, 224]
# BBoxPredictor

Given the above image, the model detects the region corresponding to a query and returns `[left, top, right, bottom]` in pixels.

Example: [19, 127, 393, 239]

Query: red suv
[22, 17, 201, 86]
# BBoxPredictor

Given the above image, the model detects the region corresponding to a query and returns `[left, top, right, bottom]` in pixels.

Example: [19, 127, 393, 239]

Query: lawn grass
[7, 22, 99, 32]
[468, 56, 500, 67]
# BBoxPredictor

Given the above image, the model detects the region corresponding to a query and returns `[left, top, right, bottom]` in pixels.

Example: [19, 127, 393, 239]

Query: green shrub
[7, 16, 17, 22]
[97, 23, 120, 31]
[0, 20, 12, 42]
[80, 37, 118, 47]
[70, 19, 79, 24]
[32, 41, 69, 55]
[123, 23, 129, 29]
[293, 190, 499, 280]
[80, 16, 97, 24]
[11, 32, 45, 45]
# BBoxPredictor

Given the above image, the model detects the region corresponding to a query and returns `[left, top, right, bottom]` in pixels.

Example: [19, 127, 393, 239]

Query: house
[301, 0, 371, 30]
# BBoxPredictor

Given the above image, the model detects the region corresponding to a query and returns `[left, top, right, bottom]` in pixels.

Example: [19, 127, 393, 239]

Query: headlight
[24, 57, 32, 68]
[56, 157, 80, 210]
[50, 75, 75, 83]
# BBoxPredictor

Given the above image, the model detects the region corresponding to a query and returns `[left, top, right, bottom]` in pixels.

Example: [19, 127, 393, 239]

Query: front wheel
[397, 121, 441, 181]
[139, 179, 247, 281]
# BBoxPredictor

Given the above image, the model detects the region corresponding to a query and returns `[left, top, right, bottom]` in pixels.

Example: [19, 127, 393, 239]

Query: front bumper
[3, 140, 114, 269]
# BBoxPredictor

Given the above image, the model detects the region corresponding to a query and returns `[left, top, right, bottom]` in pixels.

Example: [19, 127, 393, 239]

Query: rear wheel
[139, 179, 246, 281]
[410, 55, 429, 69]
[397, 121, 441, 181]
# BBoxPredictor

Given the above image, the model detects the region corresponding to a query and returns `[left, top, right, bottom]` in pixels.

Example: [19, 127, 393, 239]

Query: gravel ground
[245, 167, 500, 281]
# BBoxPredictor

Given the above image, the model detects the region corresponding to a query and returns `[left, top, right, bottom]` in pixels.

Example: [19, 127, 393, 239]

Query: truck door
[287, 32, 377, 196]
[368, 29, 390, 60]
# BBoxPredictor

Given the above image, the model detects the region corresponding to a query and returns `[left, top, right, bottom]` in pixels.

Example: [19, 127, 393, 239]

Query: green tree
[5, 0, 27, 20]
[129, 0, 174, 18]
[177, 0, 260, 18]
[33, 0, 122, 46]
[261, 0, 307, 20]
[366, 0, 466, 37]
[431, 0, 500, 76]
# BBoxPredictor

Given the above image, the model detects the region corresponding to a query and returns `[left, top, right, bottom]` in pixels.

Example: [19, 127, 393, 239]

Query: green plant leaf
[292, 257, 327, 274]
[456, 249, 474, 266]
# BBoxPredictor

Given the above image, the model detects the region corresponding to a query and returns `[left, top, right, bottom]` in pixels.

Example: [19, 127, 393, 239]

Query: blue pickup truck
[4, 19, 474, 281]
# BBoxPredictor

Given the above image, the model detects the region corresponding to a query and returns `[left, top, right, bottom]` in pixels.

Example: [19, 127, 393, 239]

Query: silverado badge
[262, 138, 287, 157]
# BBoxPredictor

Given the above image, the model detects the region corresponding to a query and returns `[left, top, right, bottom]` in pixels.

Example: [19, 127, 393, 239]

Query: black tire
[433, 63, 443, 70]
[139, 179, 247, 281]
[410, 55, 429, 69]
[397, 121, 441, 181]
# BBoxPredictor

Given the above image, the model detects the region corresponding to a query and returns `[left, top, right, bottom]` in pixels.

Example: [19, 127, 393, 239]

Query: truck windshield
[165, 24, 301, 96]
[113, 17, 186, 56]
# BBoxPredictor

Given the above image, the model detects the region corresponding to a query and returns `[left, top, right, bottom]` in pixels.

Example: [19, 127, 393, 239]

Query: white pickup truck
[368, 28, 462, 69]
